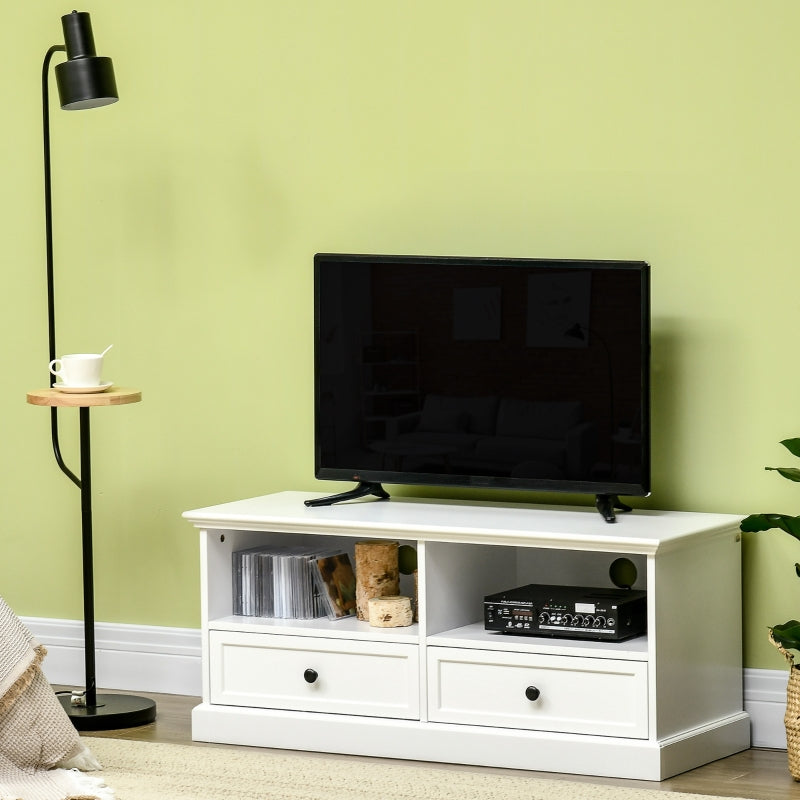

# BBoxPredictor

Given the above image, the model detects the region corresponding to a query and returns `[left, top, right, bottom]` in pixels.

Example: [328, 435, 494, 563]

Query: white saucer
[54, 381, 113, 394]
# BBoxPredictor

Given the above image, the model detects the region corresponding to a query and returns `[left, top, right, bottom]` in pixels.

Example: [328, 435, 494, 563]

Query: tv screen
[311, 253, 650, 515]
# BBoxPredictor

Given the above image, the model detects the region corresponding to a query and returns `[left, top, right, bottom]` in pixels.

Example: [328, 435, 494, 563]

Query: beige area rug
[86, 738, 757, 800]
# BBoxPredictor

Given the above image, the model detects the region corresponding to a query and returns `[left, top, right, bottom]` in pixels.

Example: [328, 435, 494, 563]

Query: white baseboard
[21, 616, 202, 697]
[18, 616, 791, 750]
[744, 667, 789, 749]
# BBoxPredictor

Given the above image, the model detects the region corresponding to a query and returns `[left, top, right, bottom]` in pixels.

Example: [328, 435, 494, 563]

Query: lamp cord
[43, 44, 80, 490]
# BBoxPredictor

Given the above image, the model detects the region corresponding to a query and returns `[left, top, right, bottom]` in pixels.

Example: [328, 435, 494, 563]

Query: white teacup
[49, 353, 105, 388]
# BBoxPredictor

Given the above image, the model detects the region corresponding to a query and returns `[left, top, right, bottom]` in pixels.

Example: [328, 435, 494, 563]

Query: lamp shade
[54, 11, 118, 110]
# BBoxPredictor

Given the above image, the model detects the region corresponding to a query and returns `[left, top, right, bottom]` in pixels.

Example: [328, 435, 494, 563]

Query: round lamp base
[58, 692, 157, 730]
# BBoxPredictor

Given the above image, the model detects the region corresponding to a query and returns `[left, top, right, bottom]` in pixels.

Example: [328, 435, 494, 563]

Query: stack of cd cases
[232, 545, 357, 621]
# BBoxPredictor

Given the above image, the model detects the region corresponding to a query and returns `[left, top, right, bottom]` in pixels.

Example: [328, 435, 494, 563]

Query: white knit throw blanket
[0, 596, 112, 800]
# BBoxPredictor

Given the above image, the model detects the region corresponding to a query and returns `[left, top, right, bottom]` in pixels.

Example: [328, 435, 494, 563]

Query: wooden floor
[78, 690, 800, 800]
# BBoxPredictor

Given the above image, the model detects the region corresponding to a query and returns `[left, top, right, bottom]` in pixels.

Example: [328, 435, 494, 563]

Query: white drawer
[210, 631, 419, 719]
[427, 647, 648, 738]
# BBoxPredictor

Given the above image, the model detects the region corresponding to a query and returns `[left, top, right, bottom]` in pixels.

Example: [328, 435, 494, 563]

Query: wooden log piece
[355, 540, 399, 621]
[368, 596, 413, 628]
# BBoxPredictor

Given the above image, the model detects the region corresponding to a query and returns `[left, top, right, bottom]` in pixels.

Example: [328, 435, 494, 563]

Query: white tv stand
[183, 491, 749, 781]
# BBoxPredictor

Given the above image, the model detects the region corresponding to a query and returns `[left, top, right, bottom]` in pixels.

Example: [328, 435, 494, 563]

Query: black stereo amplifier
[484, 584, 647, 642]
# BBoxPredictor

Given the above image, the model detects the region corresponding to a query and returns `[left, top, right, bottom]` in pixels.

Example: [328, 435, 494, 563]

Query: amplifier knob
[562, 613, 573, 626]
[525, 685, 541, 701]
[538, 612, 550, 624]
[583, 615, 593, 627]
[303, 668, 318, 684]
[593, 616, 605, 628]
[573, 614, 584, 627]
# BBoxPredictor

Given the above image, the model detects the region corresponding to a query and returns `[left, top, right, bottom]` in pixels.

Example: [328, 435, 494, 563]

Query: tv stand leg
[304, 481, 390, 507]
[595, 494, 633, 523]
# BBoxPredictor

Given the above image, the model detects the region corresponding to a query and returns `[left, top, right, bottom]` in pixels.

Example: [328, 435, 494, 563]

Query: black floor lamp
[41, 10, 156, 730]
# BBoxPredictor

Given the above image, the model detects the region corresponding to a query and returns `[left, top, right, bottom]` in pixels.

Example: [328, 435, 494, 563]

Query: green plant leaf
[765, 467, 800, 482]
[740, 513, 800, 541]
[771, 620, 800, 652]
[781, 438, 800, 458]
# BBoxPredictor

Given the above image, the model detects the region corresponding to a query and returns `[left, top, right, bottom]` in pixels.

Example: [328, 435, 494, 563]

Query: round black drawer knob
[525, 685, 541, 701]
[303, 668, 318, 684]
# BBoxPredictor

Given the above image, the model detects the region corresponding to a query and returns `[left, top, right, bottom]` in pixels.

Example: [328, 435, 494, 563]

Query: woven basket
[771, 632, 800, 780]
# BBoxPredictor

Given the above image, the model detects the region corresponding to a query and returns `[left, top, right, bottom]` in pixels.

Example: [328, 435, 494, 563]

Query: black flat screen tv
[309, 253, 650, 520]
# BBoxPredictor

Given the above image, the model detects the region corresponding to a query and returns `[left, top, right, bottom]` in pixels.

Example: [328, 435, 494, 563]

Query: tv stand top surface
[184, 491, 741, 555]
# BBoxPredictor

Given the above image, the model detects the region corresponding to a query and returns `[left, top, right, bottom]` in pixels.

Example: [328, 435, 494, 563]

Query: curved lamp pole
[42, 11, 156, 729]
[44, 11, 117, 483]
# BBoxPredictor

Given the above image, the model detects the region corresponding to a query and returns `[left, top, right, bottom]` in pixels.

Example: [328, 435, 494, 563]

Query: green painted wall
[3, 1, 800, 671]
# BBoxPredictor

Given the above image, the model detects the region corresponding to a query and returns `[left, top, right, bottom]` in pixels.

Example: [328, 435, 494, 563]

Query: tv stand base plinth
[191, 702, 750, 782]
